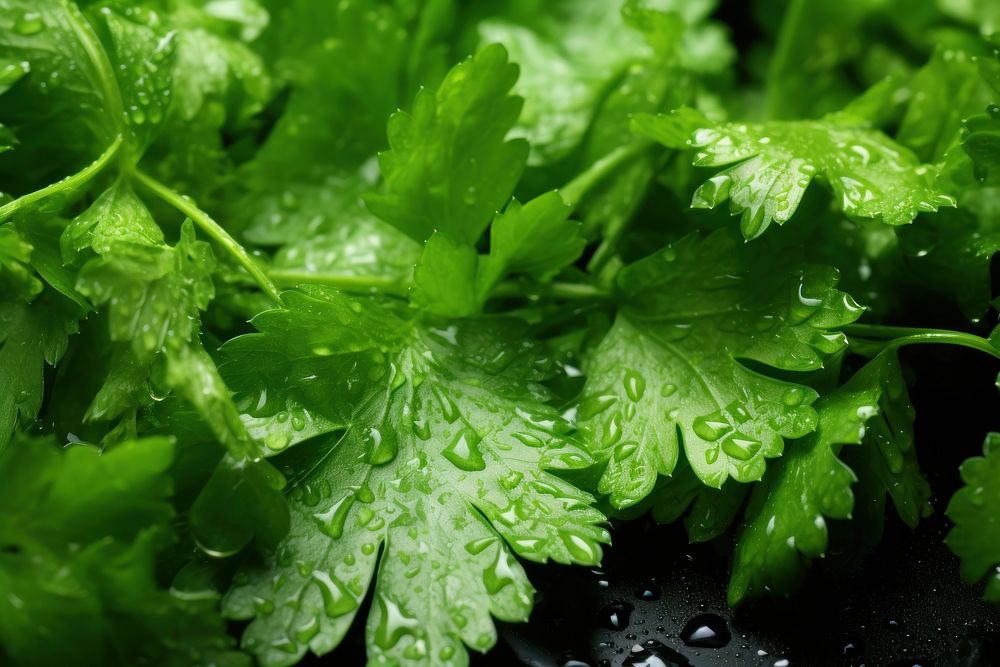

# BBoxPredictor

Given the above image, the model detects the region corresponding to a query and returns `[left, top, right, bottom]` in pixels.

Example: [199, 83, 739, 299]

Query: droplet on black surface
[557, 652, 595, 667]
[886, 660, 933, 667]
[842, 637, 864, 660]
[597, 601, 634, 631]
[622, 640, 691, 667]
[680, 613, 731, 648]
[635, 580, 661, 601]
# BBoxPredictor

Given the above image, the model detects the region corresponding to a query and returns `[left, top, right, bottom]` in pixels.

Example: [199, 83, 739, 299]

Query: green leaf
[0, 223, 41, 299]
[0, 57, 29, 95]
[577, 230, 864, 503]
[411, 192, 585, 317]
[412, 232, 480, 318]
[365, 43, 529, 245]
[165, 341, 289, 556]
[476, 0, 652, 165]
[61, 179, 164, 260]
[0, 0, 119, 150]
[0, 435, 249, 667]
[947, 433, 1000, 603]
[271, 218, 421, 291]
[634, 107, 957, 238]
[477, 192, 583, 288]
[92, 6, 176, 156]
[729, 351, 930, 604]
[0, 293, 78, 453]
[76, 221, 215, 361]
[727, 359, 881, 605]
[220, 288, 608, 667]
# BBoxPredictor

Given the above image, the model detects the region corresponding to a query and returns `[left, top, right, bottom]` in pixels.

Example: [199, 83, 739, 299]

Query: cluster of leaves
[1, 0, 999, 665]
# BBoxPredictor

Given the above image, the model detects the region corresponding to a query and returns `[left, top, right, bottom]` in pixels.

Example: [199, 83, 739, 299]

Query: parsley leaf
[729, 351, 930, 604]
[578, 229, 864, 502]
[948, 433, 1000, 603]
[220, 288, 608, 666]
[365, 43, 529, 246]
[634, 107, 957, 238]
[0, 435, 247, 666]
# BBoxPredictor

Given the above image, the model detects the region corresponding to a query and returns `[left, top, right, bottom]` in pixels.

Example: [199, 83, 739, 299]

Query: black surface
[490, 343, 1000, 667]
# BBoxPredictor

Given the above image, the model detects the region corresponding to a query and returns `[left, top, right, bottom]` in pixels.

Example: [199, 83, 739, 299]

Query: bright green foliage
[412, 191, 585, 316]
[220, 288, 607, 666]
[3, 0, 1000, 664]
[728, 352, 930, 604]
[365, 44, 529, 246]
[0, 296, 78, 453]
[634, 108, 957, 238]
[76, 221, 215, 361]
[577, 230, 863, 501]
[0, 223, 40, 298]
[948, 433, 1000, 603]
[0, 436, 248, 667]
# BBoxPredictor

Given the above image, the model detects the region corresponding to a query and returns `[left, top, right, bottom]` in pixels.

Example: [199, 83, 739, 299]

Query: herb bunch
[1, 1, 1000, 666]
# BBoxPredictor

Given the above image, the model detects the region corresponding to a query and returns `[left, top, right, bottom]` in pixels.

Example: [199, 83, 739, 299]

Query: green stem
[0, 136, 124, 223]
[766, 0, 806, 118]
[492, 280, 609, 301]
[133, 170, 282, 304]
[268, 269, 408, 297]
[558, 140, 653, 210]
[844, 324, 1000, 361]
[266, 270, 609, 302]
[65, 1, 125, 131]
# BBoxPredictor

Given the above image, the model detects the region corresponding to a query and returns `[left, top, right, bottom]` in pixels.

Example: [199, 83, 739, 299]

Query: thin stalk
[133, 170, 282, 304]
[268, 270, 408, 297]
[845, 324, 1000, 361]
[558, 140, 653, 210]
[0, 136, 124, 223]
[491, 281, 610, 301]
[264, 270, 609, 302]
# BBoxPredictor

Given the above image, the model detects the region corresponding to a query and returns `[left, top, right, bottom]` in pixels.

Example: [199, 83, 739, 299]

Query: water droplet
[578, 394, 617, 421]
[561, 531, 599, 563]
[614, 442, 639, 462]
[680, 614, 731, 648]
[434, 388, 461, 423]
[558, 653, 596, 667]
[722, 435, 762, 461]
[692, 415, 731, 442]
[483, 548, 519, 594]
[635, 580, 661, 601]
[705, 447, 720, 464]
[597, 600, 634, 631]
[412, 417, 431, 440]
[365, 426, 398, 465]
[660, 384, 677, 397]
[293, 615, 320, 643]
[623, 369, 646, 401]
[622, 639, 691, 666]
[465, 537, 494, 555]
[14, 11, 44, 35]
[499, 469, 524, 490]
[312, 570, 357, 618]
[313, 494, 354, 538]
[271, 637, 298, 654]
[442, 427, 486, 471]
[373, 593, 420, 649]
[602, 412, 624, 447]
[782, 387, 805, 406]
